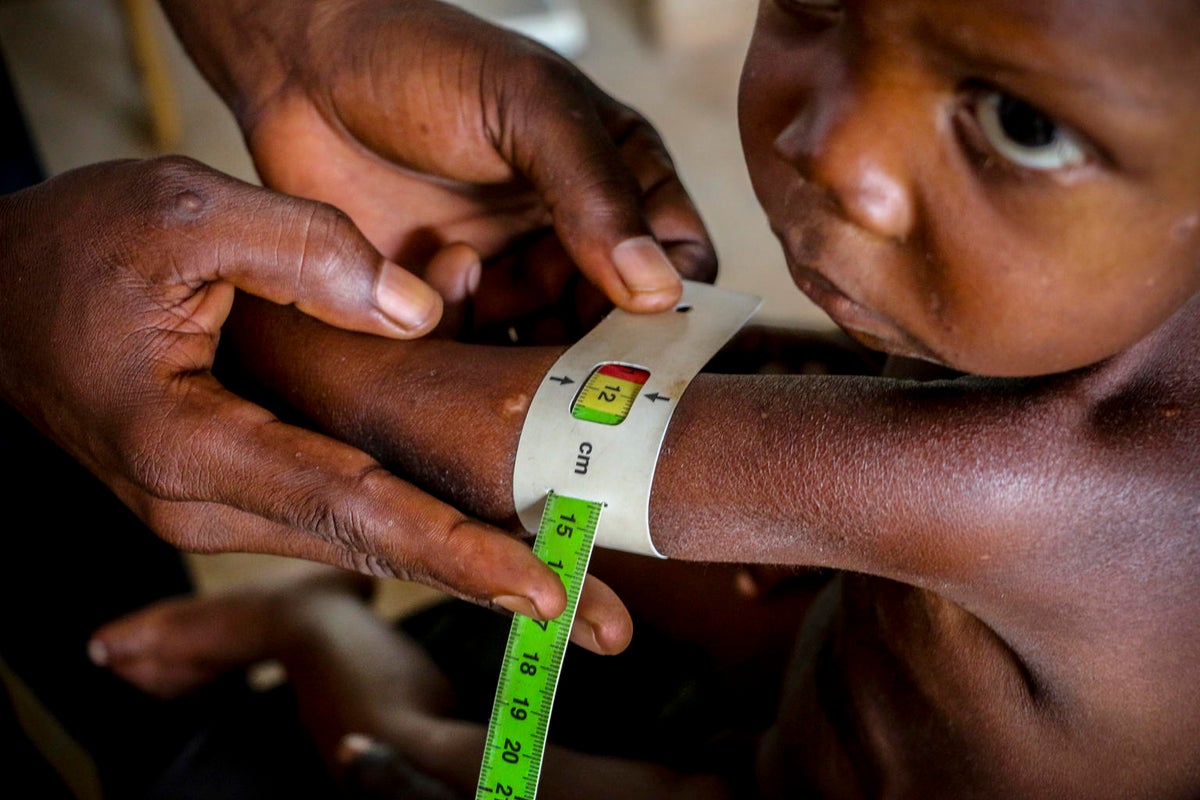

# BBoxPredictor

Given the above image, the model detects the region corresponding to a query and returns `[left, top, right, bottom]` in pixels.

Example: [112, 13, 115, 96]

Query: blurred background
[0, 0, 829, 611]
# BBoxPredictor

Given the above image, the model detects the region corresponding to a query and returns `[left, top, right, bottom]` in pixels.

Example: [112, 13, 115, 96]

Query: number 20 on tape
[476, 493, 602, 800]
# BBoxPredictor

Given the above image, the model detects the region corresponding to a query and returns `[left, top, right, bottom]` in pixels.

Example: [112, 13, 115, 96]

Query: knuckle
[124, 438, 195, 505]
[609, 103, 658, 145]
[289, 199, 363, 292]
[296, 497, 358, 549]
[507, 43, 579, 91]
[672, 241, 719, 283]
[301, 200, 358, 257]
[556, 171, 640, 230]
[136, 156, 218, 227]
[502, 53, 594, 136]
[74, 156, 227, 287]
[113, 398, 223, 508]
[317, 469, 486, 593]
[442, 516, 489, 568]
[293, 463, 391, 555]
[421, 515, 492, 588]
[341, 551, 405, 581]
[303, 197, 356, 237]
[120, 157, 227, 279]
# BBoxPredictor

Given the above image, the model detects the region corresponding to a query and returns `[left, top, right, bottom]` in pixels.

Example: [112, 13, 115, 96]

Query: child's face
[739, 0, 1200, 376]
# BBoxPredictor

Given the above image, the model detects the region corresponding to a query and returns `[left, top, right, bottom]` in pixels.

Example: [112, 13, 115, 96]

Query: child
[94, 0, 1200, 797]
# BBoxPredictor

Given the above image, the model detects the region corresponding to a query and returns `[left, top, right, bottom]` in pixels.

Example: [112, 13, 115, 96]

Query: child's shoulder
[1070, 294, 1200, 454]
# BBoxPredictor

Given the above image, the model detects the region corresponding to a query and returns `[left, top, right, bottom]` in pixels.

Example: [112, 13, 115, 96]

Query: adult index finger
[127, 377, 570, 621]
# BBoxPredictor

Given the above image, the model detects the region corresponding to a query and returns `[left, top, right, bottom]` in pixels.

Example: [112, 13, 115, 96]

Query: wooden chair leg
[119, 0, 181, 151]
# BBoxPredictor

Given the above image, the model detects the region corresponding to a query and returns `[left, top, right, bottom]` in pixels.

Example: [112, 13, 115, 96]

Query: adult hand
[158, 0, 716, 322]
[0, 157, 596, 632]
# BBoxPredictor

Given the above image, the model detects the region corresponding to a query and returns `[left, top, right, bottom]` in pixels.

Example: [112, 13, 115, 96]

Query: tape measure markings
[484, 281, 763, 799]
[476, 493, 601, 800]
[512, 282, 763, 558]
[571, 363, 651, 425]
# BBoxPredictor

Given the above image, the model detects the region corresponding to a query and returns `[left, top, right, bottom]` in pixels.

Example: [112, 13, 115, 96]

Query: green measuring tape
[478, 281, 761, 799]
[476, 492, 601, 800]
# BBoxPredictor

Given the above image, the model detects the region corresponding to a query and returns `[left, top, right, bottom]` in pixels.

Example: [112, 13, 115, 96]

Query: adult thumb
[151, 159, 445, 338]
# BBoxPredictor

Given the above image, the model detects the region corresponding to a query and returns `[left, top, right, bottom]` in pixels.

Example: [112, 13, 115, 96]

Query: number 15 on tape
[476, 492, 602, 800]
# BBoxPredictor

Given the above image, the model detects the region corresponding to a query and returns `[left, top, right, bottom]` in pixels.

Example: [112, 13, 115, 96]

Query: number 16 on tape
[476, 492, 602, 800]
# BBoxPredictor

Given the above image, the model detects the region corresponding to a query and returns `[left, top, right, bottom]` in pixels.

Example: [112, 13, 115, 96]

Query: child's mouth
[790, 263, 941, 364]
[791, 264, 888, 335]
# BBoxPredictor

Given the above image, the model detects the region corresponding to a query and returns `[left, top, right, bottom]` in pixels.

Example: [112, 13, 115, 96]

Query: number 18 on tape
[476, 493, 602, 800]
[481, 281, 762, 799]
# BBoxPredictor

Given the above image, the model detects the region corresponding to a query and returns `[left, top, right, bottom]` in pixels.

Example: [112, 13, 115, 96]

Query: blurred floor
[0, 0, 830, 613]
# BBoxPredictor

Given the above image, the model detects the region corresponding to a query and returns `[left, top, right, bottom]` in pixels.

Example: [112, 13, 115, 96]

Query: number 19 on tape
[475, 493, 602, 800]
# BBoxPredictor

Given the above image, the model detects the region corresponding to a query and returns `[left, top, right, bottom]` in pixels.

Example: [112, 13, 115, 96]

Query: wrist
[225, 295, 563, 524]
[512, 281, 761, 557]
[157, 0, 311, 123]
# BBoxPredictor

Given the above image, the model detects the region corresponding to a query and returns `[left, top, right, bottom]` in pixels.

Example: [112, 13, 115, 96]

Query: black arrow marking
[549, 375, 575, 385]
[644, 392, 671, 403]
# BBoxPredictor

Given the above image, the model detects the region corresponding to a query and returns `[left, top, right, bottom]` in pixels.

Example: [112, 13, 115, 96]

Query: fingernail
[376, 261, 442, 331]
[734, 568, 761, 598]
[87, 638, 108, 667]
[611, 236, 681, 294]
[463, 258, 481, 297]
[495, 595, 540, 619]
[575, 619, 603, 652]
[337, 732, 378, 765]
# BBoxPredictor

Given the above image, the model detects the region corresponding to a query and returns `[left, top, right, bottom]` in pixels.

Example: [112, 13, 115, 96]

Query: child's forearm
[224, 296, 546, 523]
[227, 297, 1104, 610]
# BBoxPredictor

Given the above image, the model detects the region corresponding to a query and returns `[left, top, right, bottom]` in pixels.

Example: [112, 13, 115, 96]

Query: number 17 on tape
[476, 493, 602, 800]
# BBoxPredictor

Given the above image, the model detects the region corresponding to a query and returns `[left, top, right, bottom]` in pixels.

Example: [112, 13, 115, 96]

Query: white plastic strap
[512, 280, 761, 557]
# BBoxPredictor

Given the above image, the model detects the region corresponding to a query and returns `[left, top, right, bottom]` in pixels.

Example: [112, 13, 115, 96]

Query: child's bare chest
[759, 574, 1083, 798]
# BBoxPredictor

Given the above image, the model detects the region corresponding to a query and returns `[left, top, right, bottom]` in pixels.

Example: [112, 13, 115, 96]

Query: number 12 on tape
[476, 492, 602, 800]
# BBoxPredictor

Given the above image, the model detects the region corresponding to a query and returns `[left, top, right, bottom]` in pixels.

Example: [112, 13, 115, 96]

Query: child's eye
[973, 90, 1088, 172]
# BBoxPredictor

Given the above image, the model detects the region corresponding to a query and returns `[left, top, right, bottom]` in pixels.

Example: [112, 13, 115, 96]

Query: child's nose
[774, 80, 917, 243]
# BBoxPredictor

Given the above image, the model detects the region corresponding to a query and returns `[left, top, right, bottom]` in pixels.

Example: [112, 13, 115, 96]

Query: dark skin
[91, 562, 742, 799]
[94, 0, 1200, 797]
[158, 0, 715, 637]
[0, 0, 715, 646]
[221, 304, 1200, 797]
[92, 310, 1200, 797]
[157, 0, 714, 318]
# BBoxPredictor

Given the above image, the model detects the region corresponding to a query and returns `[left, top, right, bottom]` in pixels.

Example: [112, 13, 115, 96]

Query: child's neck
[881, 356, 961, 382]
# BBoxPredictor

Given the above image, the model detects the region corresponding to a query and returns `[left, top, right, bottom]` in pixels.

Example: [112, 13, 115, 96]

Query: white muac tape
[512, 280, 761, 558]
